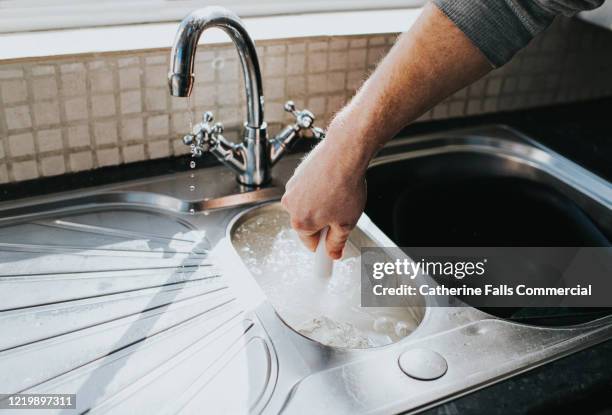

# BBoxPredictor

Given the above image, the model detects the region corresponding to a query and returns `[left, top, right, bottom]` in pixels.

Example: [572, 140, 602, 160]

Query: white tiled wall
[0, 17, 611, 185]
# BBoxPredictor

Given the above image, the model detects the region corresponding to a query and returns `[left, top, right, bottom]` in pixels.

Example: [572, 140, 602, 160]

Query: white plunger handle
[313, 226, 333, 278]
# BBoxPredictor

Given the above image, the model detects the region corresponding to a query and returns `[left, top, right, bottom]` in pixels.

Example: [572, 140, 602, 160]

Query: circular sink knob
[398, 348, 448, 380]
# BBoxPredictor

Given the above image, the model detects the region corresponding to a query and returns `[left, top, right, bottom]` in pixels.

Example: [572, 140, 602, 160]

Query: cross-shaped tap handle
[182, 111, 224, 154]
[284, 101, 325, 139]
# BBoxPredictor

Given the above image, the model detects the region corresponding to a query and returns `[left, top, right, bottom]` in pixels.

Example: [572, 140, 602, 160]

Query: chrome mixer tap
[168, 6, 325, 187]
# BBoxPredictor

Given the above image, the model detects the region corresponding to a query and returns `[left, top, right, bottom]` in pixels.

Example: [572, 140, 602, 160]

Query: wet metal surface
[0, 126, 610, 414]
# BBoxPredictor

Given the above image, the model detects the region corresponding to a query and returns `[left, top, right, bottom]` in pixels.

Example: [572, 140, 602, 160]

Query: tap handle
[311, 126, 325, 140]
[200, 111, 224, 135]
[203, 111, 214, 123]
[283, 100, 325, 140]
[182, 134, 195, 146]
[182, 111, 224, 155]
[283, 100, 297, 114]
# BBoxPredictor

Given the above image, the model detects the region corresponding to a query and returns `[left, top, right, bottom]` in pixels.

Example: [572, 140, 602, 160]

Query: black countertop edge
[1, 96, 610, 202]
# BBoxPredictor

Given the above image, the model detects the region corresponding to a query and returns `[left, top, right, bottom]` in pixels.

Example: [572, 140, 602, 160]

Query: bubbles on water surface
[233, 209, 422, 348]
[299, 317, 374, 349]
[373, 316, 395, 333]
[394, 320, 412, 337]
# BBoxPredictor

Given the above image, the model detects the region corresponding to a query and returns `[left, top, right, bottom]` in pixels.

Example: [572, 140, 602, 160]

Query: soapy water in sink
[233, 209, 422, 348]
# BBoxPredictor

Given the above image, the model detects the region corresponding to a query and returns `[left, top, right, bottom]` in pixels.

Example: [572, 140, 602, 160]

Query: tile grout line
[24, 64, 42, 180]
[110, 55, 126, 166]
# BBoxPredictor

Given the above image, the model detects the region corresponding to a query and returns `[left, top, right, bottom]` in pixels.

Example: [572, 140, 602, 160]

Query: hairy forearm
[282, 0, 604, 258]
[327, 2, 492, 172]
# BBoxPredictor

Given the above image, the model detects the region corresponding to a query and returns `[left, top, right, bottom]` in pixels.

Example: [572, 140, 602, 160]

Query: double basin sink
[0, 125, 610, 414]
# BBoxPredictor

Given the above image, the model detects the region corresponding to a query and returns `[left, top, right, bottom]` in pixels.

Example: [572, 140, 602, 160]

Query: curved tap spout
[168, 6, 264, 128]
[169, 7, 324, 187]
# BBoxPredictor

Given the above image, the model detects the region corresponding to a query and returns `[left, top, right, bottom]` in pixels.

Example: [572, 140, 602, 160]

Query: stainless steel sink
[367, 126, 611, 246]
[0, 126, 610, 414]
[365, 125, 612, 326]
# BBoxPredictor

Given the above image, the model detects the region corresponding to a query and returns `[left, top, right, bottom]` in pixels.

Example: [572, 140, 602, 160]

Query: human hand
[281, 121, 369, 259]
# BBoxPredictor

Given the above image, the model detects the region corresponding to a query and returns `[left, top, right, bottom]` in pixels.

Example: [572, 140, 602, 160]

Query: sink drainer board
[0, 207, 268, 414]
[0, 125, 609, 414]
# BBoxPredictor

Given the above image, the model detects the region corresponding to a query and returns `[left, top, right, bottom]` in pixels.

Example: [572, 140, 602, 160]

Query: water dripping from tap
[187, 96, 197, 216]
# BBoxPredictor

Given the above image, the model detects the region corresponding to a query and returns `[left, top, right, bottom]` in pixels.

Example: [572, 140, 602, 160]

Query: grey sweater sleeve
[432, 0, 604, 67]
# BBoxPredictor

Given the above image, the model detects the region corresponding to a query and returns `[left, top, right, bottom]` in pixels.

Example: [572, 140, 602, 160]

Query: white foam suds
[233, 209, 422, 349]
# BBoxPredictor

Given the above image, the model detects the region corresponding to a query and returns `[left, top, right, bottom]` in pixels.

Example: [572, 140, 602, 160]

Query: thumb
[290, 217, 322, 252]
[325, 224, 353, 259]
[297, 230, 320, 252]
